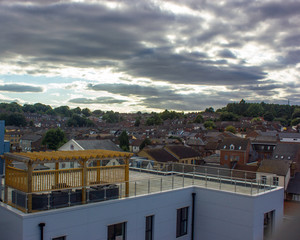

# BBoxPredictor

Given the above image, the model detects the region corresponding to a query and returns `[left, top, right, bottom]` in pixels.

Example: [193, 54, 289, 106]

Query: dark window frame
[176, 207, 189, 238]
[107, 222, 126, 240]
[145, 215, 154, 240]
[52, 236, 66, 240]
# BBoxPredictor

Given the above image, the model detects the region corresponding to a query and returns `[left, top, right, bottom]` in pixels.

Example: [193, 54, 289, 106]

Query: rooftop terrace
[1, 154, 280, 214]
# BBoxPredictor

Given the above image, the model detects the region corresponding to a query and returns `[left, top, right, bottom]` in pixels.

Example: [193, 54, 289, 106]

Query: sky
[0, 0, 299, 113]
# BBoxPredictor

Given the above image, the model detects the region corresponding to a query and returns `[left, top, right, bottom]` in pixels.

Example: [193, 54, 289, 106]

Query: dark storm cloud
[86, 82, 277, 111]
[87, 83, 177, 98]
[121, 53, 266, 85]
[0, 0, 267, 87]
[69, 97, 127, 104]
[0, 84, 43, 92]
[0, 0, 300, 110]
[218, 50, 236, 59]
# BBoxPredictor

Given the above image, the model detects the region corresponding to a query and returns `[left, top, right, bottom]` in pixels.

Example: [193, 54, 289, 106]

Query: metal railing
[4, 166, 278, 213]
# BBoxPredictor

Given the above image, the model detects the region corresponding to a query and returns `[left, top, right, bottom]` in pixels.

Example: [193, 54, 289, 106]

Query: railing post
[120, 183, 123, 198]
[125, 157, 129, 197]
[135, 181, 137, 196]
[148, 179, 150, 194]
[27, 161, 33, 213]
[160, 177, 162, 192]
[47, 193, 51, 210]
[68, 190, 71, 206]
[205, 168, 207, 187]
[182, 165, 185, 187]
[172, 174, 174, 189]
[234, 179, 237, 192]
[192, 166, 195, 185]
[82, 159, 87, 204]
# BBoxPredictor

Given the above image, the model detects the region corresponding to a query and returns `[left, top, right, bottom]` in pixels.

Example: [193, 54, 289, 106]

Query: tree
[82, 108, 91, 117]
[6, 113, 27, 126]
[134, 118, 141, 127]
[194, 114, 204, 123]
[204, 120, 216, 129]
[292, 108, 300, 119]
[118, 131, 129, 151]
[139, 138, 151, 150]
[220, 112, 239, 121]
[102, 111, 120, 123]
[205, 107, 214, 113]
[263, 111, 274, 122]
[225, 125, 236, 134]
[42, 128, 67, 150]
[291, 118, 300, 126]
[67, 114, 94, 127]
[146, 113, 162, 126]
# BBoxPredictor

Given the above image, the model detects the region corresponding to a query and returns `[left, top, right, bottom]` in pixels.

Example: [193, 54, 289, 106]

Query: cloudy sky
[0, 0, 299, 112]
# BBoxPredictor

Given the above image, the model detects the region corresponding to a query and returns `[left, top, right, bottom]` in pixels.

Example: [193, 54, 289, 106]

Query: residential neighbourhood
[1, 103, 300, 240]
[2, 108, 300, 202]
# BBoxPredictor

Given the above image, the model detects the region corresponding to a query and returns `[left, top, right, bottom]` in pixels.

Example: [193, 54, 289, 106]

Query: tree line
[0, 100, 299, 127]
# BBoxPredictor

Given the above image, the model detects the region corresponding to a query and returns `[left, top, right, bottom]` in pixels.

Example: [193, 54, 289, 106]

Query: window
[176, 207, 189, 238]
[108, 222, 126, 240]
[230, 144, 234, 150]
[261, 176, 267, 184]
[145, 215, 154, 240]
[52, 236, 66, 240]
[224, 155, 228, 160]
[273, 177, 279, 186]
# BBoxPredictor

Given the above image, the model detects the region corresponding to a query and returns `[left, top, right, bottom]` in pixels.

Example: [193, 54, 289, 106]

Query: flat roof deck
[1, 168, 278, 214]
[127, 169, 277, 197]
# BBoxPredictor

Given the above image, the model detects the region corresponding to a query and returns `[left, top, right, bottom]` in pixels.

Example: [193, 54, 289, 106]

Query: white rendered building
[0, 152, 284, 240]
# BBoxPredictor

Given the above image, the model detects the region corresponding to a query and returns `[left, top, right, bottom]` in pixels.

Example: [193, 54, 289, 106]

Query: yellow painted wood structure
[4, 150, 132, 212]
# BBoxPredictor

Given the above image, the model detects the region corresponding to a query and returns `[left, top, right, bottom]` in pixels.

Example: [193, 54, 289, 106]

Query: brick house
[220, 137, 251, 167]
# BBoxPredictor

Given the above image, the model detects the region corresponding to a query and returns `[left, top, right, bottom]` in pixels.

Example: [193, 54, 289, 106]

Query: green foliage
[118, 131, 129, 151]
[292, 108, 300, 119]
[146, 113, 162, 126]
[0, 102, 23, 113]
[204, 120, 216, 129]
[33, 103, 52, 113]
[263, 111, 274, 121]
[42, 128, 67, 150]
[102, 111, 121, 123]
[274, 118, 288, 126]
[159, 109, 183, 121]
[72, 107, 81, 115]
[219, 112, 239, 121]
[139, 138, 151, 150]
[194, 114, 204, 123]
[168, 136, 183, 143]
[67, 114, 94, 127]
[92, 110, 102, 116]
[225, 125, 236, 134]
[54, 106, 72, 117]
[0, 113, 27, 126]
[134, 118, 141, 127]
[291, 118, 300, 126]
[82, 108, 91, 117]
[205, 107, 215, 113]
[245, 104, 264, 117]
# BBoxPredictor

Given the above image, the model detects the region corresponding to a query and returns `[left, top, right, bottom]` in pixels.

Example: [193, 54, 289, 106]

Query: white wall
[0, 186, 284, 240]
[0, 204, 24, 240]
[194, 187, 283, 240]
